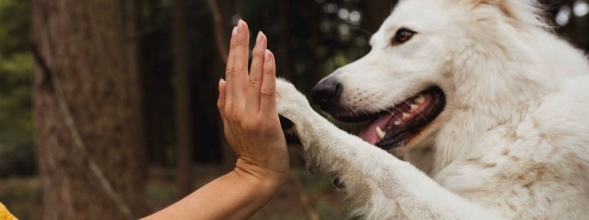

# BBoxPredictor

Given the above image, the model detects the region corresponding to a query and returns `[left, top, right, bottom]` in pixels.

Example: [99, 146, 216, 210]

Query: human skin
[142, 20, 289, 220]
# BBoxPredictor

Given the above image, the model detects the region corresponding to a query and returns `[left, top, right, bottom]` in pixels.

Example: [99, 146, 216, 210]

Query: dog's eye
[392, 28, 415, 45]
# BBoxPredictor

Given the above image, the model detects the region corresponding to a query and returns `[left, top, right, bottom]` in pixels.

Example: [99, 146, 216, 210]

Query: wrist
[231, 168, 285, 198]
[234, 157, 288, 189]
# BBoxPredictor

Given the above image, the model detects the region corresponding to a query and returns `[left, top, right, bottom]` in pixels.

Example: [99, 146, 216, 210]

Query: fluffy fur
[275, 0, 589, 219]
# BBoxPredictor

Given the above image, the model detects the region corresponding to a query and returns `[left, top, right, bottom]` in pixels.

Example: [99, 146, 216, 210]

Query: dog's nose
[310, 77, 343, 111]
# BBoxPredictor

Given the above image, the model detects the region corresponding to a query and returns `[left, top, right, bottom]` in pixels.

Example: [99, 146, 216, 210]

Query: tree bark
[32, 0, 149, 219]
[172, 0, 195, 197]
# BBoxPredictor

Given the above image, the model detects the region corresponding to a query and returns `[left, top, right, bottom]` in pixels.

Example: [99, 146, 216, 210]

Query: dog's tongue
[358, 114, 393, 145]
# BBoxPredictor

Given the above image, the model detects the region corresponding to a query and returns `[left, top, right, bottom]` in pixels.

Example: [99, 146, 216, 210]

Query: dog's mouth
[338, 87, 445, 150]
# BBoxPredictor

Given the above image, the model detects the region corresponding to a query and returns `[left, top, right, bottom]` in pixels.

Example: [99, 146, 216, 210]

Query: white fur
[275, 0, 589, 219]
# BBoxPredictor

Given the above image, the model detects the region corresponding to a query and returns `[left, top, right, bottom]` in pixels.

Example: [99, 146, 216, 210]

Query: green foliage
[0, 0, 34, 177]
[0, 0, 30, 54]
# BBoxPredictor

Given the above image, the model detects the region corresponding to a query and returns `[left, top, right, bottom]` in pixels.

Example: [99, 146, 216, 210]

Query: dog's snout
[310, 77, 343, 111]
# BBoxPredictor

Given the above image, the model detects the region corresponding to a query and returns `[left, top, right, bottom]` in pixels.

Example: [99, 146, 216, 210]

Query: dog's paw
[276, 78, 313, 122]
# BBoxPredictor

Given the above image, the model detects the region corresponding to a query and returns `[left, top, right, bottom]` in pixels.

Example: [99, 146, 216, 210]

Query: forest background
[0, 0, 587, 219]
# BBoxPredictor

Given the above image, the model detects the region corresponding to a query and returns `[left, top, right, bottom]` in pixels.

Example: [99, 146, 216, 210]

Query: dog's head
[309, 0, 547, 155]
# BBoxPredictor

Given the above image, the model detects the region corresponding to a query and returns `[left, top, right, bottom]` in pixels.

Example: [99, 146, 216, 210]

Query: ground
[0, 165, 355, 220]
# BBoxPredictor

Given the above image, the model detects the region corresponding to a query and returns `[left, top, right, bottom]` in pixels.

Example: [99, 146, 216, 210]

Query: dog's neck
[430, 28, 554, 175]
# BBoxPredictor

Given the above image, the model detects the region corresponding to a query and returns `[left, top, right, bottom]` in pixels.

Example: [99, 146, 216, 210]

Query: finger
[246, 31, 267, 113]
[225, 27, 237, 109]
[217, 78, 227, 119]
[225, 19, 250, 111]
[260, 50, 277, 115]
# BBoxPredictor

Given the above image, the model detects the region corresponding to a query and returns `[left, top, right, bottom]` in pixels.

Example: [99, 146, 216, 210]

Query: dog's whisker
[350, 26, 374, 38]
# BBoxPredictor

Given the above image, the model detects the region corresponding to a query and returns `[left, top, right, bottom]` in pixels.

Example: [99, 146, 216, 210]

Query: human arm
[141, 20, 288, 220]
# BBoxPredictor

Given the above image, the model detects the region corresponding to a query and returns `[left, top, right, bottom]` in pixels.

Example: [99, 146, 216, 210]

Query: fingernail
[265, 50, 273, 62]
[256, 31, 263, 45]
[237, 20, 244, 33]
[232, 27, 237, 37]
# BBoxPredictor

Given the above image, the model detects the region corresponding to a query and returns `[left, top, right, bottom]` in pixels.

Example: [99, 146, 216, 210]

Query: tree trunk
[32, 0, 149, 219]
[213, 0, 238, 169]
[172, 0, 195, 197]
[124, 0, 149, 197]
[278, 0, 292, 80]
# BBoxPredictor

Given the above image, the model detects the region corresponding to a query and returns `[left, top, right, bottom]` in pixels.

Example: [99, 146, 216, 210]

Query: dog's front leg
[276, 79, 501, 219]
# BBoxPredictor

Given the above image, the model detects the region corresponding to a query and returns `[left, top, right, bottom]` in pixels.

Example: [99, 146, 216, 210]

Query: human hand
[217, 20, 289, 186]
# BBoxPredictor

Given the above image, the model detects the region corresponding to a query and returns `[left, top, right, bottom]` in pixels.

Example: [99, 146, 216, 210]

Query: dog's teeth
[402, 113, 410, 119]
[410, 104, 418, 111]
[415, 95, 425, 104]
[394, 121, 401, 125]
[376, 127, 386, 139]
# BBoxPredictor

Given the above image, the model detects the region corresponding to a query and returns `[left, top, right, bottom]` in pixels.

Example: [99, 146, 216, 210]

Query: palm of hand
[217, 20, 289, 183]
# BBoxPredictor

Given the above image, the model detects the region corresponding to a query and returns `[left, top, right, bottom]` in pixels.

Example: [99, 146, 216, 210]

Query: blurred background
[0, 0, 587, 219]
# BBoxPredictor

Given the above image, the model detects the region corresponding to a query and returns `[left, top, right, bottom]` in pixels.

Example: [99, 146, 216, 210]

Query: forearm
[142, 170, 283, 220]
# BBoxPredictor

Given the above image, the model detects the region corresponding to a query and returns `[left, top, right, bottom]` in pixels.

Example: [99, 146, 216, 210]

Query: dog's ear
[467, 0, 549, 29]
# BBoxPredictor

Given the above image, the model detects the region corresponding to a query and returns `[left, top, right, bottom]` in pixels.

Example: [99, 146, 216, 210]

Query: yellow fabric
[0, 203, 17, 220]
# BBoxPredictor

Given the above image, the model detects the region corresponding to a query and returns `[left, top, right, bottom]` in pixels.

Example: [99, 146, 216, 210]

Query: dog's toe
[275, 78, 313, 120]
[308, 166, 315, 175]
[279, 115, 293, 130]
[333, 177, 345, 189]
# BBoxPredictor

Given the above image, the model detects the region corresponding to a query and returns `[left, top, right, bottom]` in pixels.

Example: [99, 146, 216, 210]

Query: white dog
[275, 0, 589, 219]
